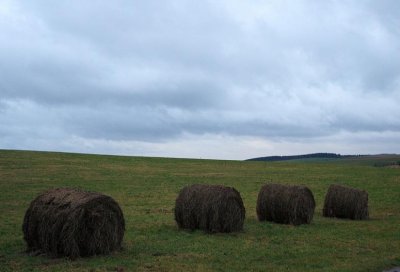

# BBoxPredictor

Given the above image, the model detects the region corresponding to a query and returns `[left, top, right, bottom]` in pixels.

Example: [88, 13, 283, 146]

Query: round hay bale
[323, 184, 369, 220]
[256, 183, 315, 225]
[22, 188, 125, 259]
[174, 184, 245, 233]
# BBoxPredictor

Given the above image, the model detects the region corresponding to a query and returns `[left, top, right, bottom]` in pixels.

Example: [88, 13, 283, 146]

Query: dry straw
[323, 184, 369, 220]
[23, 188, 125, 259]
[256, 183, 315, 225]
[175, 184, 246, 233]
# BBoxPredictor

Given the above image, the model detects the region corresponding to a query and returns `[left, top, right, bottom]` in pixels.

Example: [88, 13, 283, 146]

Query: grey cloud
[1, 0, 400, 157]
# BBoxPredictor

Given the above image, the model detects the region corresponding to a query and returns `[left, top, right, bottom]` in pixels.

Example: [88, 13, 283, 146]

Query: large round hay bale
[22, 188, 125, 259]
[174, 184, 245, 233]
[256, 183, 315, 225]
[323, 184, 369, 220]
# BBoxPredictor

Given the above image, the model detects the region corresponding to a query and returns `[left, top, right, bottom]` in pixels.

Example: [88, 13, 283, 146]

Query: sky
[0, 0, 399, 160]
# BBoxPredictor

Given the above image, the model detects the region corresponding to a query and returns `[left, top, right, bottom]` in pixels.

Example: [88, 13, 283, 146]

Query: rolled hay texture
[323, 184, 369, 220]
[256, 183, 315, 225]
[174, 184, 245, 233]
[22, 188, 125, 259]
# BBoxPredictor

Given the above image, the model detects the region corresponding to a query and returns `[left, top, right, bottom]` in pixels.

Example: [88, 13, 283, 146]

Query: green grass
[0, 149, 399, 272]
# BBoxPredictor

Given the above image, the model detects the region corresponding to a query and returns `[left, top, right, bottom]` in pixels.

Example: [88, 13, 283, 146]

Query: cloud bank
[1, 0, 399, 159]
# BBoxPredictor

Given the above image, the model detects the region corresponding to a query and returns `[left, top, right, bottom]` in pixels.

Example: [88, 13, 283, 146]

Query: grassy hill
[0, 149, 399, 271]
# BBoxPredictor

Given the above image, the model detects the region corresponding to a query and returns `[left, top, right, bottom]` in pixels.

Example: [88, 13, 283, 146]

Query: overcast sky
[0, 1, 399, 160]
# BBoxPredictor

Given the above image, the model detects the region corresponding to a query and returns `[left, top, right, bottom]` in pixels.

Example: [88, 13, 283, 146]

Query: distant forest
[246, 153, 354, 162]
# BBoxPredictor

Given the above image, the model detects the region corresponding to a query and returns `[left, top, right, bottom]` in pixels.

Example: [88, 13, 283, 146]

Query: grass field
[0, 149, 399, 272]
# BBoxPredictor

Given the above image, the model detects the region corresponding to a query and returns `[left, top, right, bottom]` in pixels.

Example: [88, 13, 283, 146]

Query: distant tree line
[373, 161, 400, 167]
[246, 153, 347, 162]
